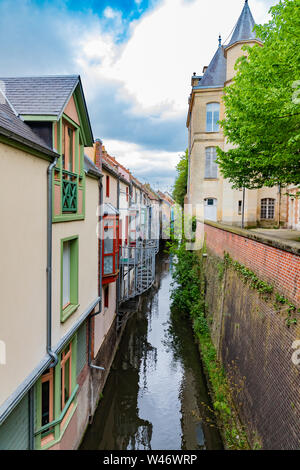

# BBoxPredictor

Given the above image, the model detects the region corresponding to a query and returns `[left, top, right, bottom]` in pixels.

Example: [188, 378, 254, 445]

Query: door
[204, 198, 217, 221]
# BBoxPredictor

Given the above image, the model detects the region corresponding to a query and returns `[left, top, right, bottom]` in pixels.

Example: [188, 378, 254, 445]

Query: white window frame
[261, 198, 275, 220]
[206, 102, 220, 132]
[205, 147, 218, 179]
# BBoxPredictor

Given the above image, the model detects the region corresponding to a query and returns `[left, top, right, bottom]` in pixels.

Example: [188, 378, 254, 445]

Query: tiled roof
[0, 75, 79, 116]
[0, 90, 56, 154]
[228, 0, 258, 47]
[196, 45, 227, 88]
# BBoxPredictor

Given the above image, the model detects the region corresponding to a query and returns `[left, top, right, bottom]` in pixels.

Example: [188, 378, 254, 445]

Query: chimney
[95, 138, 103, 170]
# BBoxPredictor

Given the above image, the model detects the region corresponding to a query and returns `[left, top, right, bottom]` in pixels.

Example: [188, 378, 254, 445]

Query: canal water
[80, 255, 223, 450]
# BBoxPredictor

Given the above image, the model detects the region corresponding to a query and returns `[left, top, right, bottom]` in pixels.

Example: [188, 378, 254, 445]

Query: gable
[64, 95, 80, 127]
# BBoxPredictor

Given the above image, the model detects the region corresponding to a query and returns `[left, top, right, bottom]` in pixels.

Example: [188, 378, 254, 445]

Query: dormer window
[206, 103, 220, 132]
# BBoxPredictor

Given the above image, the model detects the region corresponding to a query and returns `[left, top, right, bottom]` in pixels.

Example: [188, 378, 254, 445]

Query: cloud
[0, 0, 278, 191]
[102, 139, 180, 190]
[77, 0, 277, 117]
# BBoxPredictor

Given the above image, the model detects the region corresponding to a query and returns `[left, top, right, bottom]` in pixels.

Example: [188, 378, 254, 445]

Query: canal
[80, 255, 223, 450]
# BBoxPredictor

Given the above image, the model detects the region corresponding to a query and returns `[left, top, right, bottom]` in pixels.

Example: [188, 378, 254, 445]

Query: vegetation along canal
[80, 254, 223, 450]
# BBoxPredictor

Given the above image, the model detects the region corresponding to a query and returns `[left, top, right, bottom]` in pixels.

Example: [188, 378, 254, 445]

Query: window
[261, 198, 275, 220]
[104, 286, 109, 308]
[129, 213, 137, 244]
[62, 122, 75, 172]
[61, 122, 77, 214]
[35, 337, 78, 450]
[62, 241, 71, 308]
[126, 186, 129, 202]
[206, 198, 215, 206]
[61, 343, 72, 410]
[205, 147, 218, 179]
[41, 369, 54, 430]
[206, 103, 220, 132]
[106, 175, 110, 198]
[238, 200, 242, 215]
[61, 237, 79, 322]
[102, 216, 120, 278]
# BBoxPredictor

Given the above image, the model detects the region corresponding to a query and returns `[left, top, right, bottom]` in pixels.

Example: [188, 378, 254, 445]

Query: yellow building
[187, 0, 288, 228]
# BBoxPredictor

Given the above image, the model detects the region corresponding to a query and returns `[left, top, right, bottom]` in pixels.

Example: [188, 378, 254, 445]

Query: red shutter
[106, 175, 110, 198]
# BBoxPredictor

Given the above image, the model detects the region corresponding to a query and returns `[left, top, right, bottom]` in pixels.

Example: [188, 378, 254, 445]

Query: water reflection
[80, 256, 223, 450]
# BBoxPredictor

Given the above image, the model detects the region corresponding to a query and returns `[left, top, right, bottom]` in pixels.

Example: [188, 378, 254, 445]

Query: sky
[0, 0, 278, 191]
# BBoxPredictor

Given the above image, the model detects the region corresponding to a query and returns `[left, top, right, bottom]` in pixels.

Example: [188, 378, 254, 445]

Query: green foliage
[169, 241, 250, 450]
[225, 253, 299, 327]
[217, 0, 300, 189]
[224, 253, 273, 296]
[172, 149, 188, 207]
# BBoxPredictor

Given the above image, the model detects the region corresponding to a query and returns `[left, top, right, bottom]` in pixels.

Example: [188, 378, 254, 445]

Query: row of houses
[187, 0, 299, 231]
[0, 75, 173, 450]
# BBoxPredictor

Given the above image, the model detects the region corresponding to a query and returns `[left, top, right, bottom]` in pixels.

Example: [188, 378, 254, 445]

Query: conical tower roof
[228, 0, 257, 46]
[198, 42, 226, 88]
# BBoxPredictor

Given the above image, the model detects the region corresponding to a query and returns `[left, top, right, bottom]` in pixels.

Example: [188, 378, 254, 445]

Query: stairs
[119, 241, 157, 304]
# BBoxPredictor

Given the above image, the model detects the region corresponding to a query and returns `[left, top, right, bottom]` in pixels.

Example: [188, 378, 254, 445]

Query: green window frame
[52, 111, 86, 223]
[60, 236, 79, 323]
[34, 336, 78, 450]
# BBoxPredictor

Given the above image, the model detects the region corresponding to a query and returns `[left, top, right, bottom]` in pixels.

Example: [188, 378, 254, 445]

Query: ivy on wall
[223, 253, 299, 327]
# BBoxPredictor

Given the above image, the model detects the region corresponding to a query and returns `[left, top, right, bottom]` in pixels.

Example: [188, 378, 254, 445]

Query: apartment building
[186, 1, 289, 228]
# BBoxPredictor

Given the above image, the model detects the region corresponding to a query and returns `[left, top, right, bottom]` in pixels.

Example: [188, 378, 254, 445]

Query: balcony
[62, 170, 77, 213]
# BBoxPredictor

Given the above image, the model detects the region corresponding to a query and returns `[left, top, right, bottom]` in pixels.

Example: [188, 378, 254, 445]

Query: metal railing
[119, 240, 157, 304]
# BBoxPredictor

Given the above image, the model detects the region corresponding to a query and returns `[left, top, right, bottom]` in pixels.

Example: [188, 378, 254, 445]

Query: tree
[217, 0, 300, 189]
[172, 149, 188, 206]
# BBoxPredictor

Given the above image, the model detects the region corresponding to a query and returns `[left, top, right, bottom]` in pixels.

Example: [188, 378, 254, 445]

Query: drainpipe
[278, 184, 281, 228]
[47, 157, 59, 367]
[241, 187, 246, 229]
[28, 387, 34, 450]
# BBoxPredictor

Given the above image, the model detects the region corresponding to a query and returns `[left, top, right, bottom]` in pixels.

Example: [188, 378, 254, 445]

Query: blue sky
[0, 0, 277, 191]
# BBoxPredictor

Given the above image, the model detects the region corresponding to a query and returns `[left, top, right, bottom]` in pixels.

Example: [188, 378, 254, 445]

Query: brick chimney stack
[95, 138, 103, 170]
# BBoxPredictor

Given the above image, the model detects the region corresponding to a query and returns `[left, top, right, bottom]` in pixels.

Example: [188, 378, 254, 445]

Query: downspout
[47, 157, 59, 367]
[278, 184, 281, 228]
[241, 187, 246, 229]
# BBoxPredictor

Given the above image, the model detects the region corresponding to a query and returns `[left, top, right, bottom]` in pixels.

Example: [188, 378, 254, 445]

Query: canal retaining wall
[203, 222, 300, 450]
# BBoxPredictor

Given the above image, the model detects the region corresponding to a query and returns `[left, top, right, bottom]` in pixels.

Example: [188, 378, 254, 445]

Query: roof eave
[0, 125, 59, 161]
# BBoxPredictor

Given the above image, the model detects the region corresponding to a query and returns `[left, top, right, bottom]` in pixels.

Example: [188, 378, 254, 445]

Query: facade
[0, 76, 102, 450]
[0, 76, 166, 450]
[186, 1, 288, 228]
[287, 186, 300, 230]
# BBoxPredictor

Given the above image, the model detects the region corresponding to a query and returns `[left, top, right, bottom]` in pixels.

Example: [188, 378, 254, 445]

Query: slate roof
[196, 45, 227, 88]
[0, 75, 79, 116]
[194, 1, 259, 89]
[104, 203, 119, 216]
[228, 0, 258, 47]
[0, 89, 56, 155]
[84, 154, 102, 178]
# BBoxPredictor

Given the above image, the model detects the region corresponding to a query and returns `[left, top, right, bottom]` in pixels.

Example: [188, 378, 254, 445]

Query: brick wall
[204, 223, 300, 306]
[203, 222, 300, 449]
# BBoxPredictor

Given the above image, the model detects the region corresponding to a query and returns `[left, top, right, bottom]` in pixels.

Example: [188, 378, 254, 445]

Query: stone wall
[203, 222, 300, 450]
